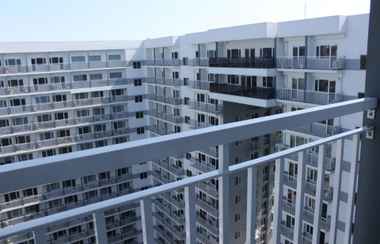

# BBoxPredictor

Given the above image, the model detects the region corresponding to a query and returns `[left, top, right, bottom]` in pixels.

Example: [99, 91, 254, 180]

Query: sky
[0, 0, 371, 42]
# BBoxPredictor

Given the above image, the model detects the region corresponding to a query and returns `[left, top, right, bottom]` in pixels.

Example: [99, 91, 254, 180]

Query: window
[134, 79, 142, 86]
[57, 129, 70, 138]
[140, 172, 148, 179]
[53, 94, 67, 102]
[88, 55, 102, 62]
[50, 76, 65, 83]
[314, 80, 336, 93]
[42, 149, 56, 157]
[4, 192, 20, 202]
[91, 91, 104, 98]
[0, 119, 9, 128]
[35, 96, 50, 104]
[71, 56, 86, 62]
[7, 79, 24, 87]
[5, 58, 21, 66]
[117, 167, 129, 177]
[137, 127, 145, 134]
[76, 109, 90, 117]
[304, 223, 314, 235]
[291, 78, 305, 90]
[62, 179, 76, 188]
[111, 89, 125, 96]
[306, 167, 318, 183]
[135, 95, 143, 103]
[37, 114, 52, 122]
[15, 135, 30, 144]
[109, 72, 122, 79]
[73, 74, 87, 82]
[133, 62, 141, 69]
[49, 57, 64, 64]
[55, 112, 68, 120]
[33, 77, 48, 85]
[316, 45, 338, 57]
[78, 126, 91, 134]
[22, 188, 38, 197]
[136, 112, 144, 119]
[74, 93, 89, 100]
[31, 57, 47, 65]
[10, 98, 26, 106]
[108, 54, 121, 61]
[89, 73, 103, 80]
[263, 77, 274, 88]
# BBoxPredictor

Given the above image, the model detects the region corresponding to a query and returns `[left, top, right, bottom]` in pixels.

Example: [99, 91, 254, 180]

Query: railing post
[294, 151, 306, 244]
[273, 158, 285, 244]
[312, 144, 326, 244]
[33, 228, 47, 244]
[140, 198, 154, 244]
[185, 185, 196, 244]
[346, 134, 360, 244]
[245, 166, 257, 244]
[329, 139, 344, 244]
[218, 144, 231, 244]
[93, 210, 108, 244]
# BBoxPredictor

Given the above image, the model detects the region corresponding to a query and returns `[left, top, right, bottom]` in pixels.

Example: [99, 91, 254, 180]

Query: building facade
[0, 14, 369, 244]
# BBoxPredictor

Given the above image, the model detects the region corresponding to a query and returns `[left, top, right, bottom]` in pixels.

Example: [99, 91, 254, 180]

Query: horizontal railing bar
[0, 98, 376, 193]
[0, 127, 365, 239]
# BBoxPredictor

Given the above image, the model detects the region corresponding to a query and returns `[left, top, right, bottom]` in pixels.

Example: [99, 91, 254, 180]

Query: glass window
[71, 56, 86, 62]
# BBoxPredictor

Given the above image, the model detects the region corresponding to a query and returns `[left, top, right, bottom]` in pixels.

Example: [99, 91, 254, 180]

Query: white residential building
[0, 14, 369, 244]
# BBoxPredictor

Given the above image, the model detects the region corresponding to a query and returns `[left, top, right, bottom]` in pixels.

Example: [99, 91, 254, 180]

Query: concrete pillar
[312, 145, 325, 244]
[185, 185, 197, 244]
[294, 151, 306, 244]
[245, 166, 257, 244]
[140, 198, 154, 244]
[93, 211, 108, 244]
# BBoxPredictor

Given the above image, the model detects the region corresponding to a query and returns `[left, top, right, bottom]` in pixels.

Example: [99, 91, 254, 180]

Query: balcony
[188, 101, 223, 115]
[276, 89, 354, 105]
[209, 83, 275, 99]
[0, 61, 130, 75]
[148, 110, 183, 124]
[208, 57, 275, 69]
[276, 57, 345, 70]
[0, 98, 375, 244]
[188, 80, 212, 90]
[147, 94, 183, 105]
[144, 59, 181, 66]
[145, 78, 184, 87]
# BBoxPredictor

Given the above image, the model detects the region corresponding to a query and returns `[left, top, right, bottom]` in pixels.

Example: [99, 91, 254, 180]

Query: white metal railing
[0, 98, 376, 244]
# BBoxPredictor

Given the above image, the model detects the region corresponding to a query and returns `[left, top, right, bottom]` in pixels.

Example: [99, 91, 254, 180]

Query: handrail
[0, 98, 376, 193]
[0, 127, 366, 239]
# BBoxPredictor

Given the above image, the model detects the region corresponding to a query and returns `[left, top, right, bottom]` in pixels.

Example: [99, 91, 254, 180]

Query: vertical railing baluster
[312, 144, 326, 244]
[218, 144, 231, 244]
[140, 198, 154, 244]
[33, 228, 47, 244]
[329, 139, 344, 244]
[245, 166, 257, 244]
[185, 185, 196, 244]
[273, 158, 285, 244]
[93, 210, 108, 244]
[294, 151, 306, 244]
[346, 134, 360, 244]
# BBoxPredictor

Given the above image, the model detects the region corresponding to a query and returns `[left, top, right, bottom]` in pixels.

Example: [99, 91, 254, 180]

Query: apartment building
[0, 14, 369, 244]
[0, 42, 150, 244]
[143, 14, 368, 244]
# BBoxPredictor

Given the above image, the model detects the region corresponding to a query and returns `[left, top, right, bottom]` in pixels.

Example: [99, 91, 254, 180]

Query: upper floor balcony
[147, 94, 183, 106]
[276, 89, 355, 105]
[145, 78, 184, 87]
[276, 56, 345, 71]
[144, 59, 181, 66]
[0, 61, 130, 75]
[190, 57, 276, 69]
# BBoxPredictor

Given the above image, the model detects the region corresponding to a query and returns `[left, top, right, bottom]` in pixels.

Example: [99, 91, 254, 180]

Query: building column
[329, 139, 344, 244]
[93, 211, 108, 244]
[245, 166, 257, 244]
[273, 158, 285, 244]
[294, 151, 306, 244]
[185, 185, 197, 244]
[140, 198, 154, 244]
[33, 228, 47, 244]
[312, 145, 326, 244]
[218, 143, 231, 244]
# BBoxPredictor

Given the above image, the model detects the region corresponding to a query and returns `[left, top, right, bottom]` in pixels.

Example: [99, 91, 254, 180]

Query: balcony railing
[145, 78, 184, 87]
[0, 61, 130, 75]
[0, 98, 376, 244]
[148, 110, 183, 124]
[209, 83, 276, 99]
[276, 89, 355, 105]
[147, 94, 183, 105]
[276, 57, 345, 70]
[188, 101, 223, 115]
[208, 57, 276, 69]
[144, 59, 181, 66]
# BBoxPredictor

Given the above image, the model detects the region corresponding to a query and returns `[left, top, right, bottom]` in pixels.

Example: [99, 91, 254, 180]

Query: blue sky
[0, 0, 370, 42]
